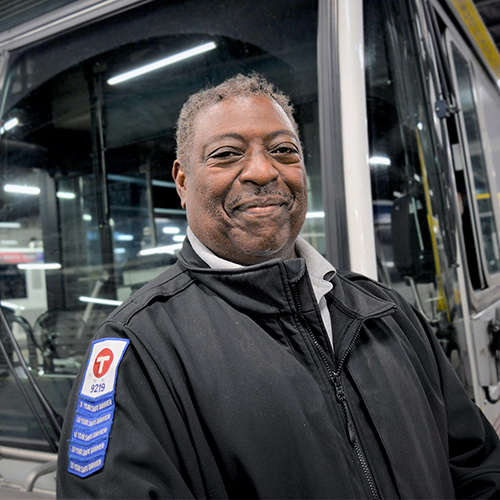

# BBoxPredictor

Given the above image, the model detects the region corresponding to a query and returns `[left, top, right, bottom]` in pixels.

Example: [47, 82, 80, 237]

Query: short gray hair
[175, 73, 298, 168]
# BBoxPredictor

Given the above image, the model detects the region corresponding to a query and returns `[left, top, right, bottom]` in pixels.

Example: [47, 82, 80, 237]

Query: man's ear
[172, 159, 187, 209]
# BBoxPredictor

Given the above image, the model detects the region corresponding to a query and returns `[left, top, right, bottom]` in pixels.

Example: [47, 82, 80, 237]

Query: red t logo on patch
[93, 348, 114, 378]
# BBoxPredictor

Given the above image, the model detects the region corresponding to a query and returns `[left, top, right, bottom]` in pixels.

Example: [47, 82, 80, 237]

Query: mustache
[225, 187, 294, 212]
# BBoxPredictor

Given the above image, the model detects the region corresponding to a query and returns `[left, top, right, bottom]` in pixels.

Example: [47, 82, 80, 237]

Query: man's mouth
[226, 192, 294, 216]
[233, 197, 287, 214]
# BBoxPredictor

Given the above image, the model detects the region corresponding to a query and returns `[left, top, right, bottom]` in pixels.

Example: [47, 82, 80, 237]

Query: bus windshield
[0, 0, 321, 451]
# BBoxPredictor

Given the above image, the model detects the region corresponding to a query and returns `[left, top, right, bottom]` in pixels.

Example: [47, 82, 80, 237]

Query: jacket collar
[176, 239, 395, 322]
[188, 228, 335, 305]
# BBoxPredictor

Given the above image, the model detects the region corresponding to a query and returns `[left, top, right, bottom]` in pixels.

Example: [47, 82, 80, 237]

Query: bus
[0, 0, 500, 496]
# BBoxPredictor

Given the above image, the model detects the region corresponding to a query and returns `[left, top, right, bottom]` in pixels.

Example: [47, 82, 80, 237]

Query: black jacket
[57, 240, 500, 499]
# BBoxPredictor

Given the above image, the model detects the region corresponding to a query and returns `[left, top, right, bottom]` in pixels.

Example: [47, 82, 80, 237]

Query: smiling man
[57, 74, 500, 499]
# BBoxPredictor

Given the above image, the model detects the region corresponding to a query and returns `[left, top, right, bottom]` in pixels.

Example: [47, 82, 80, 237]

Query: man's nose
[239, 151, 279, 186]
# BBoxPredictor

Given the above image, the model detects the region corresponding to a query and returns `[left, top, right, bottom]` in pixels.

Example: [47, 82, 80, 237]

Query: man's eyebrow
[266, 130, 299, 141]
[207, 130, 299, 143]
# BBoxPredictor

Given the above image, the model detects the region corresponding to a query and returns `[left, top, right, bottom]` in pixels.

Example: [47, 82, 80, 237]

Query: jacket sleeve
[399, 297, 500, 499]
[56, 321, 215, 499]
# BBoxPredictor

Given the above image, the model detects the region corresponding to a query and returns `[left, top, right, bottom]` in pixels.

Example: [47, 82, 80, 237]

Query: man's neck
[187, 227, 243, 270]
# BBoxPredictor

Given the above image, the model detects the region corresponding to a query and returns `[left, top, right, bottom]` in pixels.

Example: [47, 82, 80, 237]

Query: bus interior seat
[34, 309, 90, 374]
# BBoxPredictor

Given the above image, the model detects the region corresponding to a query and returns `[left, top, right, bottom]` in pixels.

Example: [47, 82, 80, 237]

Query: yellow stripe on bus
[476, 193, 491, 200]
[416, 130, 450, 319]
[450, 0, 500, 81]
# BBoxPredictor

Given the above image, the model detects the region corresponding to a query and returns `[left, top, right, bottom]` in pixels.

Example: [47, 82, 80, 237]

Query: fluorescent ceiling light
[153, 180, 176, 188]
[154, 208, 186, 215]
[173, 235, 186, 242]
[0, 222, 21, 228]
[369, 156, 391, 167]
[4, 118, 19, 130]
[79, 296, 123, 307]
[0, 301, 25, 311]
[114, 248, 126, 254]
[306, 211, 325, 219]
[108, 174, 146, 185]
[116, 234, 134, 241]
[18, 263, 61, 270]
[139, 243, 183, 256]
[83, 214, 92, 221]
[56, 191, 76, 199]
[162, 226, 180, 234]
[0, 117, 19, 134]
[4, 184, 40, 195]
[107, 42, 217, 85]
[0, 240, 18, 245]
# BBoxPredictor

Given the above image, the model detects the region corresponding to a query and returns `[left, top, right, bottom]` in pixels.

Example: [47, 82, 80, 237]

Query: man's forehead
[192, 95, 297, 140]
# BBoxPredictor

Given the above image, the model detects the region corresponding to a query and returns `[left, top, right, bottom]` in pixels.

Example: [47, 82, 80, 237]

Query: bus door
[443, 24, 500, 416]
[363, 0, 479, 402]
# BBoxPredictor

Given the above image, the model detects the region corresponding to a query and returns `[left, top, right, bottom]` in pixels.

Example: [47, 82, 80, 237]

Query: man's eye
[272, 146, 300, 158]
[274, 147, 296, 154]
[208, 150, 241, 161]
[213, 151, 237, 158]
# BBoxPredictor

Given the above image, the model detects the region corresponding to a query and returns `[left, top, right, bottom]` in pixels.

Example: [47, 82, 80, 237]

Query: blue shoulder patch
[68, 454, 106, 478]
[67, 338, 129, 478]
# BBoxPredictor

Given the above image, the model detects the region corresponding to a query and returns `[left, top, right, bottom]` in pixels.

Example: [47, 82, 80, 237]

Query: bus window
[364, 0, 472, 388]
[0, 0, 321, 450]
[450, 42, 500, 279]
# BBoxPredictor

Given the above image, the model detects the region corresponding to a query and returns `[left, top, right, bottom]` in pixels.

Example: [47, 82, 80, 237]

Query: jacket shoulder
[107, 262, 195, 326]
[338, 270, 390, 288]
[337, 270, 406, 307]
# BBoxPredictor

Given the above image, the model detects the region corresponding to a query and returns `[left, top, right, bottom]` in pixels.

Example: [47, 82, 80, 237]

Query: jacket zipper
[290, 284, 380, 500]
[333, 369, 380, 500]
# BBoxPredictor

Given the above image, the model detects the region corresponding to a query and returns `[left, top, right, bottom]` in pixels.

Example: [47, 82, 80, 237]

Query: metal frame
[318, 0, 350, 271]
[318, 0, 377, 277]
[0, 446, 57, 495]
[0, 0, 152, 51]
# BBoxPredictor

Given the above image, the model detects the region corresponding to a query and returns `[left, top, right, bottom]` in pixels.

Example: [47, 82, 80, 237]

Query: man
[57, 74, 500, 499]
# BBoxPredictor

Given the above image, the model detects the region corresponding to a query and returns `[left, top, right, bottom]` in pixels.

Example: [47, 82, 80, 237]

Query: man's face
[173, 95, 308, 266]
